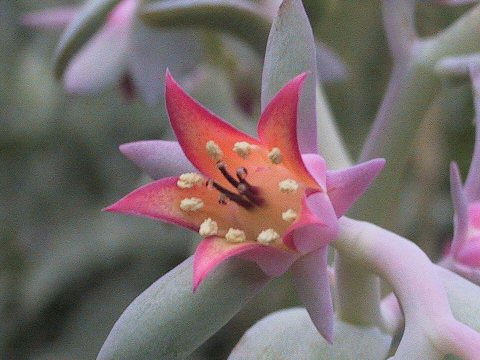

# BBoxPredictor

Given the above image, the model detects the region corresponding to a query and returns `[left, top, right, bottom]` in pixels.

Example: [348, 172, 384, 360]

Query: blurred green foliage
[0, 1, 477, 359]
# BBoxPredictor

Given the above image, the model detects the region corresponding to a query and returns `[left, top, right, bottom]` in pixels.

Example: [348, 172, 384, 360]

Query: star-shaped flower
[106, 71, 384, 341]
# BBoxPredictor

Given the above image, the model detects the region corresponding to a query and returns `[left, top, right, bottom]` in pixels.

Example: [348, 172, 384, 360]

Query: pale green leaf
[228, 308, 392, 360]
[140, 0, 271, 55]
[97, 257, 270, 360]
[54, 0, 122, 78]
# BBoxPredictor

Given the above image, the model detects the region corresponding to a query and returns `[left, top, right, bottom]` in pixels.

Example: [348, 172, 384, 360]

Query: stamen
[211, 182, 253, 209]
[180, 197, 204, 211]
[217, 161, 240, 187]
[268, 147, 282, 164]
[237, 182, 263, 206]
[206, 140, 223, 161]
[225, 228, 247, 243]
[199, 218, 218, 236]
[257, 229, 280, 244]
[218, 193, 228, 205]
[279, 179, 299, 193]
[233, 142, 252, 159]
[177, 173, 203, 189]
[282, 209, 298, 222]
[236, 167, 248, 181]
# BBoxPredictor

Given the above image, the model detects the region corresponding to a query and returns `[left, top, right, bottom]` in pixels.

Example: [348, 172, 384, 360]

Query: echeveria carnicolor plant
[19, 0, 480, 358]
[106, 71, 385, 341]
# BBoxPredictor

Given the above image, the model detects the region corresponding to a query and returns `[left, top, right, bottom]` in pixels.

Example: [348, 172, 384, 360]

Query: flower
[22, 0, 201, 103]
[106, 71, 385, 341]
[444, 163, 480, 284]
[442, 66, 480, 284]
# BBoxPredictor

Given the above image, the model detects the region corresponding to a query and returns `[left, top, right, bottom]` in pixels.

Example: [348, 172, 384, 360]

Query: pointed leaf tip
[326, 158, 386, 217]
[119, 140, 194, 179]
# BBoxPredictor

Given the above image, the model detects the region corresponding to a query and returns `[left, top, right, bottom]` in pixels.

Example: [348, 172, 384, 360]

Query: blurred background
[0, 1, 477, 358]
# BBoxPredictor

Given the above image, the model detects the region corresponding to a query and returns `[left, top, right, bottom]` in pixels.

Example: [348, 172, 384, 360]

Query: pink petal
[283, 193, 338, 253]
[119, 140, 195, 179]
[240, 246, 299, 278]
[257, 73, 320, 189]
[468, 202, 480, 228]
[165, 71, 260, 182]
[63, 16, 130, 94]
[326, 158, 385, 217]
[21, 7, 79, 30]
[291, 246, 334, 342]
[450, 162, 469, 257]
[105, 177, 237, 232]
[302, 153, 327, 190]
[193, 237, 262, 291]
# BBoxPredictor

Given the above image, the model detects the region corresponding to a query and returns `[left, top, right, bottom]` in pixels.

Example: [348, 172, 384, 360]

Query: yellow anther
[225, 228, 246, 243]
[199, 218, 218, 236]
[233, 142, 252, 159]
[206, 140, 223, 161]
[180, 197, 204, 212]
[268, 147, 282, 164]
[279, 179, 299, 193]
[282, 209, 298, 222]
[257, 229, 280, 244]
[177, 173, 203, 189]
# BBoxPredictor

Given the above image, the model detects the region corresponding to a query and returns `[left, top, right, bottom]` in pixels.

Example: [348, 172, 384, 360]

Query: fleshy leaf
[450, 162, 469, 257]
[63, 17, 130, 94]
[119, 140, 194, 179]
[316, 41, 348, 83]
[97, 256, 270, 360]
[261, 0, 318, 154]
[128, 18, 203, 104]
[291, 247, 334, 342]
[326, 159, 386, 217]
[54, 0, 123, 79]
[165, 71, 261, 183]
[140, 0, 271, 55]
[228, 308, 392, 360]
[464, 65, 480, 201]
[258, 72, 319, 189]
[21, 6, 79, 30]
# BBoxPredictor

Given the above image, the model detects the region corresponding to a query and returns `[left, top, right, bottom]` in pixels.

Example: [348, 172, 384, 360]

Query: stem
[335, 217, 480, 359]
[334, 255, 382, 327]
[354, 3, 480, 226]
